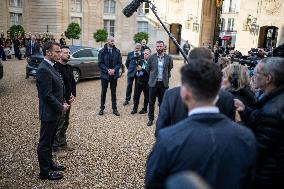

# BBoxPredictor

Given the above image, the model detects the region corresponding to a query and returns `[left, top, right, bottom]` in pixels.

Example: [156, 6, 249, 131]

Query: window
[227, 18, 234, 31]
[138, 3, 149, 15]
[104, 20, 115, 36]
[9, 0, 22, 7]
[138, 21, 148, 33]
[73, 49, 94, 58]
[229, 0, 237, 13]
[10, 13, 22, 26]
[221, 18, 225, 32]
[70, 0, 82, 12]
[104, 0, 116, 14]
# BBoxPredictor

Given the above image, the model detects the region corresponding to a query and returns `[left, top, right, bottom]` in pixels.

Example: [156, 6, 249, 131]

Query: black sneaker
[113, 109, 120, 116]
[98, 109, 104, 115]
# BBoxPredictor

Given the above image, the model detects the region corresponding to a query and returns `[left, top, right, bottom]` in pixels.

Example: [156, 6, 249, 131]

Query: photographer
[131, 49, 151, 114]
[123, 43, 144, 106]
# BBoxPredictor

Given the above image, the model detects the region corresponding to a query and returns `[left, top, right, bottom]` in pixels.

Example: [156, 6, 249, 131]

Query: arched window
[104, 0, 116, 14]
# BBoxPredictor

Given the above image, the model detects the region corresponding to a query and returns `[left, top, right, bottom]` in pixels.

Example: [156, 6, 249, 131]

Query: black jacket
[146, 113, 256, 189]
[98, 44, 122, 80]
[228, 86, 256, 108]
[135, 60, 149, 85]
[36, 60, 64, 122]
[241, 85, 284, 189]
[155, 87, 236, 137]
[54, 62, 76, 103]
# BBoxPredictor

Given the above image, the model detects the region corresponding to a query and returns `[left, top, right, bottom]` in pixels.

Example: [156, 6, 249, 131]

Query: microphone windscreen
[122, 0, 142, 17]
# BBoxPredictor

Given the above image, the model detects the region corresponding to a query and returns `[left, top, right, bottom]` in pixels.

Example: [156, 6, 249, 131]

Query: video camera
[132, 52, 144, 67]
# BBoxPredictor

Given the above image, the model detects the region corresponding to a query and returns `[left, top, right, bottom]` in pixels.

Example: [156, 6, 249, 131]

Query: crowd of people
[0, 31, 66, 61]
[14, 31, 283, 189]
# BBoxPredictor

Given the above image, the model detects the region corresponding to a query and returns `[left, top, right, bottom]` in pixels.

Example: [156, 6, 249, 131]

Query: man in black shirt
[53, 45, 76, 152]
[131, 48, 151, 114]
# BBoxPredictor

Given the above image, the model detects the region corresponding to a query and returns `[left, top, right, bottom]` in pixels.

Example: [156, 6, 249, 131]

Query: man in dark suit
[13, 35, 22, 60]
[123, 43, 143, 106]
[146, 41, 173, 126]
[25, 35, 40, 58]
[98, 36, 122, 116]
[0, 32, 6, 61]
[145, 58, 257, 189]
[141, 39, 150, 53]
[59, 33, 66, 46]
[36, 41, 70, 180]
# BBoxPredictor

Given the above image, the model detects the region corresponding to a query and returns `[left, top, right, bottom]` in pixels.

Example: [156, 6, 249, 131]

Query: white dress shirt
[188, 106, 219, 117]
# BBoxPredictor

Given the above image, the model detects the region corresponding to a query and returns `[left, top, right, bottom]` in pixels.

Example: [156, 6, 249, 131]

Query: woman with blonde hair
[218, 57, 230, 69]
[222, 62, 256, 107]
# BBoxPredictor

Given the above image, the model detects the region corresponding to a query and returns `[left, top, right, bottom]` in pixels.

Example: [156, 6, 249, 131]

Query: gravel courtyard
[0, 58, 183, 188]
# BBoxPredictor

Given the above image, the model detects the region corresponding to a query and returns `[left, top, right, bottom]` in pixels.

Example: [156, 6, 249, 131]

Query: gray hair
[261, 57, 284, 87]
[135, 43, 142, 47]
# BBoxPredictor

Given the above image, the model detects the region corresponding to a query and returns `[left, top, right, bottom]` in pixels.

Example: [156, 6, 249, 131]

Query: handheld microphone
[123, 0, 143, 17]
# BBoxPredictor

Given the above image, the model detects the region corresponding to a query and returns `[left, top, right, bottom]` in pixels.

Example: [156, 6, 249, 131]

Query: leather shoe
[51, 164, 66, 171]
[139, 109, 147, 114]
[39, 171, 64, 180]
[131, 109, 137, 114]
[147, 120, 153, 126]
[113, 109, 120, 116]
[98, 109, 104, 115]
[123, 100, 129, 106]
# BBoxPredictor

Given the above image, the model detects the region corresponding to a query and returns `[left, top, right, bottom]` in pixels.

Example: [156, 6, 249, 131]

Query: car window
[92, 49, 99, 57]
[73, 49, 94, 58]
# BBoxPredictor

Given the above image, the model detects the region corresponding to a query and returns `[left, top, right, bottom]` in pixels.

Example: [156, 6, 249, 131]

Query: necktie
[31, 42, 33, 54]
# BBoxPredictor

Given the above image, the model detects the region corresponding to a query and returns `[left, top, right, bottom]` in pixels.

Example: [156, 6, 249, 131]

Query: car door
[91, 48, 100, 77]
[72, 48, 97, 78]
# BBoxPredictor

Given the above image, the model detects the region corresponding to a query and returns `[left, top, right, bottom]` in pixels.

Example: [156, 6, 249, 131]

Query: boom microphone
[123, 0, 143, 17]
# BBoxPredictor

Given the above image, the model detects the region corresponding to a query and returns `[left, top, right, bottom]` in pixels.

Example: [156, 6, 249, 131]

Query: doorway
[169, 24, 182, 54]
[258, 26, 278, 50]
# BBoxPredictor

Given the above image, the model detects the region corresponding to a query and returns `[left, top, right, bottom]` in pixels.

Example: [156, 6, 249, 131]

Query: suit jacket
[155, 87, 235, 136]
[36, 60, 64, 122]
[145, 113, 257, 189]
[125, 51, 144, 78]
[146, 53, 173, 88]
[25, 40, 40, 57]
[98, 44, 122, 80]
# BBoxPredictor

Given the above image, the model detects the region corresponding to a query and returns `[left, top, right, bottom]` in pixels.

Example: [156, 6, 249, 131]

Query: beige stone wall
[0, 0, 217, 55]
[235, 0, 284, 54]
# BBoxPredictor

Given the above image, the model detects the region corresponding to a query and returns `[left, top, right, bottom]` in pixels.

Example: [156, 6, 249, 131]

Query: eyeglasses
[253, 70, 267, 76]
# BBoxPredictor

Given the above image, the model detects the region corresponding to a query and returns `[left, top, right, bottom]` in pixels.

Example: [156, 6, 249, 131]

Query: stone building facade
[235, 0, 284, 54]
[0, 0, 218, 54]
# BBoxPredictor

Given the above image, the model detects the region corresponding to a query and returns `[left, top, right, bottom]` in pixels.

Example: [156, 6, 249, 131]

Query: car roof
[68, 45, 98, 54]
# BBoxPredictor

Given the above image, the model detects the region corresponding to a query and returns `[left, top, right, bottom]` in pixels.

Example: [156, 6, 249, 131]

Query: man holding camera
[131, 48, 151, 114]
[123, 43, 144, 106]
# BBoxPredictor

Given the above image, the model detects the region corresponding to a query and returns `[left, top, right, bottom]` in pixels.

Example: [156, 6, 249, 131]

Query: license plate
[31, 70, 37, 74]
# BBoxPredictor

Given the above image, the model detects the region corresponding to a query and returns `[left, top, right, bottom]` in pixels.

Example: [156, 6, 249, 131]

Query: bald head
[107, 36, 115, 47]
